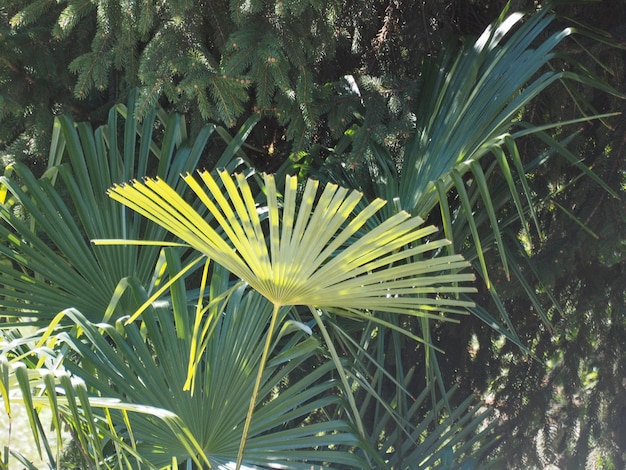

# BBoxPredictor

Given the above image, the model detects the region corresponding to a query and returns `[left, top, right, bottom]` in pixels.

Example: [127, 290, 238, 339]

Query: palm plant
[1, 4, 619, 469]
[98, 169, 477, 467]
[0, 95, 481, 468]
[1, 262, 364, 469]
[322, 4, 620, 352]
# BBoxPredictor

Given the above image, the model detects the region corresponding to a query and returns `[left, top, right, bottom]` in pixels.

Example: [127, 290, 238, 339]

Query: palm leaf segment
[108, 170, 476, 316]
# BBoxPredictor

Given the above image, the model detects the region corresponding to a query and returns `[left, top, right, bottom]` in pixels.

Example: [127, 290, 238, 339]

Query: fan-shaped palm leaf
[98, 169, 476, 466]
[0, 90, 258, 324]
[106, 170, 475, 315]
[1, 281, 364, 469]
[342, 7, 618, 285]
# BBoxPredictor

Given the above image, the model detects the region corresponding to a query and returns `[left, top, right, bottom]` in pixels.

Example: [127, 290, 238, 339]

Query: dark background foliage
[442, 2, 626, 467]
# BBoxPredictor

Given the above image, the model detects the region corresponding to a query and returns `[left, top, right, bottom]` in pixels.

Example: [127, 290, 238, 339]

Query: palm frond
[104, 170, 476, 317]
[98, 169, 477, 466]
[1, 285, 364, 468]
[0, 90, 256, 323]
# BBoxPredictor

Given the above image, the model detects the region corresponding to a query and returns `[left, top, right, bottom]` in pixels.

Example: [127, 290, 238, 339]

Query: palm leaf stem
[236, 302, 281, 469]
[309, 306, 366, 440]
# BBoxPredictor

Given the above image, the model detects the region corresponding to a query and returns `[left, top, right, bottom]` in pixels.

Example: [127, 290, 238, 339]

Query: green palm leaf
[1, 284, 364, 469]
[358, 8, 619, 283]
[0, 90, 257, 324]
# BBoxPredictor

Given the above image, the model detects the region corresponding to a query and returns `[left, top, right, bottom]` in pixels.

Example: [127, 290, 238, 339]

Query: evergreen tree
[1, 0, 520, 165]
[2, 0, 352, 161]
[0, 0, 93, 167]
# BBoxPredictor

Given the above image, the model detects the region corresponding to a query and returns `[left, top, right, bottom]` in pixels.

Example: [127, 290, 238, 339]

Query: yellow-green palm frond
[107, 170, 476, 316]
[106, 170, 477, 466]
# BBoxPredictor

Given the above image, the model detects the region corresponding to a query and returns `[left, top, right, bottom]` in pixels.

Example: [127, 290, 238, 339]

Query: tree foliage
[0, 0, 532, 163]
